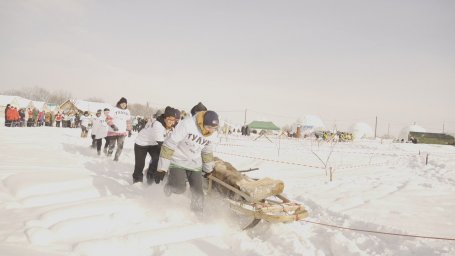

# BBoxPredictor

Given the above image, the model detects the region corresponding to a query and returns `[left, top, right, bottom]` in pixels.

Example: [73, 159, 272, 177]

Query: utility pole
[443, 121, 445, 133]
[387, 123, 390, 138]
[244, 109, 247, 125]
[374, 116, 378, 138]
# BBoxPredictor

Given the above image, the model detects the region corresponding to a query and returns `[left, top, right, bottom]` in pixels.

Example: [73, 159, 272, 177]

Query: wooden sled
[207, 158, 308, 229]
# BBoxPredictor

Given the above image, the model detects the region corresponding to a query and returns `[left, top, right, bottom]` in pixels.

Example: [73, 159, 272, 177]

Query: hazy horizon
[1, 0, 454, 135]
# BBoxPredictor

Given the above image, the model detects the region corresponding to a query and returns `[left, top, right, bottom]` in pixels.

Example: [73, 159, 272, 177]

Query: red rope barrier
[302, 219, 455, 241]
[215, 151, 326, 169]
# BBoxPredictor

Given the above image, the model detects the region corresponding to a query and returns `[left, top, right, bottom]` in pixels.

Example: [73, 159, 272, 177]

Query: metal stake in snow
[278, 135, 281, 157]
[426, 153, 429, 165]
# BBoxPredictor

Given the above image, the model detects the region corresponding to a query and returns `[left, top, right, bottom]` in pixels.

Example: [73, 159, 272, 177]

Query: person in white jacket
[156, 110, 219, 213]
[80, 111, 91, 138]
[91, 109, 109, 155]
[106, 97, 132, 161]
[102, 108, 111, 154]
[132, 107, 178, 183]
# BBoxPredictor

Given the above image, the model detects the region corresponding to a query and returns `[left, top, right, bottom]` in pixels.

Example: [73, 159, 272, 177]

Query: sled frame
[207, 175, 308, 228]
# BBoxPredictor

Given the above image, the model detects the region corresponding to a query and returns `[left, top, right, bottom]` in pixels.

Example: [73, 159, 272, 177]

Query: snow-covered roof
[398, 124, 426, 140]
[15, 97, 32, 108]
[70, 100, 114, 114]
[0, 95, 19, 107]
[0, 95, 33, 108]
[32, 101, 47, 111]
[349, 122, 374, 139]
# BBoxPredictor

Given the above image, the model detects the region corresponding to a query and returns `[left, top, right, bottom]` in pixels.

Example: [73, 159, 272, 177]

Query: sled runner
[207, 158, 308, 229]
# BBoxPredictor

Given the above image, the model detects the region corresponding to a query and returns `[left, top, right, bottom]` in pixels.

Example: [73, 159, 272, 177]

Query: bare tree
[311, 137, 338, 181]
[2, 86, 157, 116]
[128, 102, 155, 118]
[1, 87, 32, 99]
[1, 86, 72, 105]
[84, 97, 105, 103]
[48, 90, 72, 105]
[29, 86, 52, 101]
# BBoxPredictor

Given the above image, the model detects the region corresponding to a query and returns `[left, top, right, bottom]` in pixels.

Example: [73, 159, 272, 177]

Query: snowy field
[1, 126, 455, 256]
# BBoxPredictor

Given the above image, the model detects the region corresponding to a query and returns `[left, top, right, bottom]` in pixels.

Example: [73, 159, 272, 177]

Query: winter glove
[111, 124, 119, 131]
[128, 130, 132, 137]
[154, 170, 166, 184]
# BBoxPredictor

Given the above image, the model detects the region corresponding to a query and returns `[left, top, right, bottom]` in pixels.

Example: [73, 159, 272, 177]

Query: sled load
[207, 157, 308, 229]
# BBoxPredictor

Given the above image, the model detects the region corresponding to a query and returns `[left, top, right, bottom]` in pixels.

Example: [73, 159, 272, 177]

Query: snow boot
[146, 170, 157, 185]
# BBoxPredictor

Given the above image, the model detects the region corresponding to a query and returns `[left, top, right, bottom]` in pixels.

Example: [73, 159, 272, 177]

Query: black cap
[190, 102, 207, 116]
[117, 97, 127, 105]
[103, 108, 110, 111]
[203, 111, 219, 127]
[164, 106, 177, 118]
[96, 109, 102, 114]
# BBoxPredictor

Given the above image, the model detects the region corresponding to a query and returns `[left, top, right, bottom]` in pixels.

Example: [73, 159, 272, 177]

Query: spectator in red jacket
[5, 105, 13, 127]
[55, 112, 63, 127]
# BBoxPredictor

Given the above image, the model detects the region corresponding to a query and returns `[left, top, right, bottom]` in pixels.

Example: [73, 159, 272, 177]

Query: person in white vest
[80, 111, 91, 138]
[102, 108, 111, 154]
[91, 109, 109, 155]
[106, 97, 132, 161]
[132, 106, 178, 183]
[156, 110, 219, 213]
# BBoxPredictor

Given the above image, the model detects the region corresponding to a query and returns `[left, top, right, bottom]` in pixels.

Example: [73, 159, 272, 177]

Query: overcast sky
[1, 0, 454, 135]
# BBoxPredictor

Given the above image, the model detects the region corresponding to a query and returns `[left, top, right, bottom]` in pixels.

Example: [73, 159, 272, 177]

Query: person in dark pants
[132, 107, 178, 183]
[102, 108, 111, 154]
[156, 110, 219, 213]
[106, 97, 132, 161]
[55, 112, 62, 127]
[5, 104, 12, 127]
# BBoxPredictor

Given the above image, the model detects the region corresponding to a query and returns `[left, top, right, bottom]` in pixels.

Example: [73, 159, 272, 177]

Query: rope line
[337, 161, 394, 170]
[302, 219, 455, 241]
[214, 151, 398, 171]
[215, 142, 417, 157]
[216, 138, 455, 241]
[214, 151, 325, 169]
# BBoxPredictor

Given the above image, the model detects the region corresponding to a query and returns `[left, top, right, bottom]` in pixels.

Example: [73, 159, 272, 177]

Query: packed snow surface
[1, 126, 455, 255]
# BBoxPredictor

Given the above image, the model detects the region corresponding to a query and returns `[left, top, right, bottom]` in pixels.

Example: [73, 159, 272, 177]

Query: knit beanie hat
[203, 111, 219, 127]
[190, 102, 207, 116]
[164, 106, 176, 118]
[117, 97, 127, 105]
